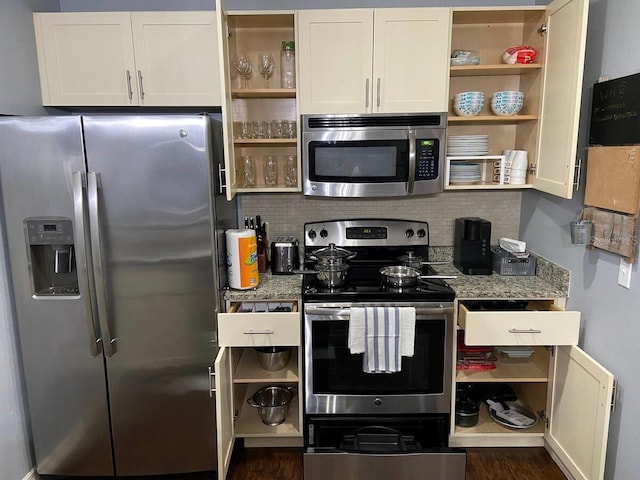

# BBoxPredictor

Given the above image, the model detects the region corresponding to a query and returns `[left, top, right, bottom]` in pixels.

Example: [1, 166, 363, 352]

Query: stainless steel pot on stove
[307, 243, 356, 265]
[379, 265, 457, 287]
[295, 263, 349, 288]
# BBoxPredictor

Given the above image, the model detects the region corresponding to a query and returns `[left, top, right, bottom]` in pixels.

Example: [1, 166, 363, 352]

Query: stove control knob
[308, 229, 317, 239]
[405, 228, 415, 238]
[374, 398, 383, 406]
[320, 229, 328, 238]
[417, 228, 426, 238]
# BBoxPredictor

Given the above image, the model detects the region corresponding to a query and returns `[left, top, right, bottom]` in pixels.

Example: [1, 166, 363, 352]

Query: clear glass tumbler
[263, 155, 278, 187]
[242, 155, 256, 187]
[284, 155, 297, 187]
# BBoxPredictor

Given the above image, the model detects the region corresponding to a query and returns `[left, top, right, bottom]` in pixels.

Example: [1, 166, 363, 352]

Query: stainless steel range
[301, 219, 466, 480]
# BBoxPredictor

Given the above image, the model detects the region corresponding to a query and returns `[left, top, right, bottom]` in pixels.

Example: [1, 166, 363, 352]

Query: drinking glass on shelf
[239, 121, 252, 139]
[270, 120, 283, 138]
[252, 120, 266, 139]
[263, 155, 278, 187]
[257, 52, 275, 88]
[242, 155, 256, 187]
[284, 155, 297, 187]
[234, 55, 253, 88]
[283, 120, 296, 139]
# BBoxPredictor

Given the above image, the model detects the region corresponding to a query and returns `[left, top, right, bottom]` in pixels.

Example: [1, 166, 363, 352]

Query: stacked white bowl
[453, 91, 485, 116]
[491, 91, 524, 116]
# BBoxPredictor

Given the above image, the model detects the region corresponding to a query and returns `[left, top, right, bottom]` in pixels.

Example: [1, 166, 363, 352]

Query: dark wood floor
[227, 446, 567, 480]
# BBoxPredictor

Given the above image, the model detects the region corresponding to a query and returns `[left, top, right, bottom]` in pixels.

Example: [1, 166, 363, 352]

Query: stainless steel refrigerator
[0, 115, 236, 476]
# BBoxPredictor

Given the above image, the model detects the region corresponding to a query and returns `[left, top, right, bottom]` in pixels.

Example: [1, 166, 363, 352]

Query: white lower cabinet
[452, 299, 614, 480]
[215, 300, 302, 480]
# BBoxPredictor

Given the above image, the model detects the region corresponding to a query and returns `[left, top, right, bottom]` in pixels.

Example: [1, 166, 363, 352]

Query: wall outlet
[618, 258, 632, 289]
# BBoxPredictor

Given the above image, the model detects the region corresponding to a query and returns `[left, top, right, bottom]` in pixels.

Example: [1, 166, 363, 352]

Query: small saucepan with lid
[397, 251, 450, 270]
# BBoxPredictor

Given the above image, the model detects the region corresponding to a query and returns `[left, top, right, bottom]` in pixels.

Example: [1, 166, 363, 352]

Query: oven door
[304, 302, 453, 415]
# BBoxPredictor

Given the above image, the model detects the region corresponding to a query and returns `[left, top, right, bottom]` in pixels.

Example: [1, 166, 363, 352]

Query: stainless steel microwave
[302, 113, 446, 198]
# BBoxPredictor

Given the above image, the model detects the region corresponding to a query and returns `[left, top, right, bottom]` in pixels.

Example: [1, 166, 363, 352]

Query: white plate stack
[496, 346, 535, 358]
[447, 135, 489, 157]
[449, 162, 482, 185]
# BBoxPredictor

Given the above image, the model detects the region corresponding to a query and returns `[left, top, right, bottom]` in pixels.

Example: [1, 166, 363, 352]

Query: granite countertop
[222, 249, 570, 302]
[223, 273, 303, 301]
[431, 263, 568, 300]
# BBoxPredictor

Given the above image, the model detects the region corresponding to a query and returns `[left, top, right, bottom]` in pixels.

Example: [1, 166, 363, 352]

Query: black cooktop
[302, 268, 455, 303]
[301, 219, 455, 303]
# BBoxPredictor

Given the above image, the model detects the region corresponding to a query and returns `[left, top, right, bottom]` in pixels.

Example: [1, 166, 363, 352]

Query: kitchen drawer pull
[509, 328, 542, 334]
[243, 329, 275, 335]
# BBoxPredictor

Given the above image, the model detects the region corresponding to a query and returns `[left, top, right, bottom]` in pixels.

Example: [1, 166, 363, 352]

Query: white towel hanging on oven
[349, 306, 416, 373]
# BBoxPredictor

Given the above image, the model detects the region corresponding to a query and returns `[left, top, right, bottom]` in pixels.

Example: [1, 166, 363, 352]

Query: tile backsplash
[240, 191, 521, 246]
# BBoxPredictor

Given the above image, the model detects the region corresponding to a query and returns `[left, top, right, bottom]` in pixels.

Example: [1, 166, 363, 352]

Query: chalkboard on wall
[589, 72, 640, 146]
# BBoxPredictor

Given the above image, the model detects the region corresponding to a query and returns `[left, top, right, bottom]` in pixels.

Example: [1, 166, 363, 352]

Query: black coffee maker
[453, 217, 492, 275]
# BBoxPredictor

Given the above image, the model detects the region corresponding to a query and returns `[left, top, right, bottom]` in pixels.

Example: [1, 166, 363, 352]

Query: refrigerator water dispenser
[25, 218, 79, 295]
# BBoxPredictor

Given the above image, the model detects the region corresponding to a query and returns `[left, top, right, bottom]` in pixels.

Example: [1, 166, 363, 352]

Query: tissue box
[491, 247, 536, 276]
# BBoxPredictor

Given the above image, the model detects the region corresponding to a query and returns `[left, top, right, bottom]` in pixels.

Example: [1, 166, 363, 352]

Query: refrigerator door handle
[72, 172, 102, 356]
[87, 172, 116, 357]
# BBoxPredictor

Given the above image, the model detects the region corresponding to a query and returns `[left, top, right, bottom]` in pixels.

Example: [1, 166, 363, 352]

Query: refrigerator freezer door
[82, 115, 219, 475]
[0, 117, 114, 476]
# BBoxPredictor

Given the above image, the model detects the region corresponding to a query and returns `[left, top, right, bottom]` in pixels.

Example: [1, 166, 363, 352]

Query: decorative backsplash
[239, 191, 522, 246]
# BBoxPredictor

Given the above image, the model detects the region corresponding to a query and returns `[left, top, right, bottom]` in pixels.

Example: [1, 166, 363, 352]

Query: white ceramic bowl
[491, 91, 524, 116]
[453, 92, 485, 116]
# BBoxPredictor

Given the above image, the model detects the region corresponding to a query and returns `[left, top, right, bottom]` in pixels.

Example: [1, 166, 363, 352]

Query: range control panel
[304, 219, 429, 248]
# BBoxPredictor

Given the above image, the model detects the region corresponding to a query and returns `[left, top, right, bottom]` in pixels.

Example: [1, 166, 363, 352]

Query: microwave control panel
[415, 139, 439, 180]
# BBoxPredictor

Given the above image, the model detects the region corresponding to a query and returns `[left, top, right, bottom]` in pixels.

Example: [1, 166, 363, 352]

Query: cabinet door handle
[218, 163, 226, 195]
[376, 77, 381, 108]
[125, 70, 133, 100]
[509, 328, 542, 334]
[208, 366, 216, 397]
[138, 70, 145, 100]
[243, 329, 275, 335]
[365, 78, 370, 109]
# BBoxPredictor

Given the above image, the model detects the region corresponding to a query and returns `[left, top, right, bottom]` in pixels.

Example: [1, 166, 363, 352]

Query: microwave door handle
[72, 172, 102, 357]
[407, 129, 416, 194]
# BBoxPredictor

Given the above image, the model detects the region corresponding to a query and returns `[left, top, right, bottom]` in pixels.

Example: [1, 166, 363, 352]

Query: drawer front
[459, 305, 580, 346]
[218, 311, 301, 346]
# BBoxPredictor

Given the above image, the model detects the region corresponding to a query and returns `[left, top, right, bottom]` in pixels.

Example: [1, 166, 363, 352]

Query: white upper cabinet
[446, 0, 588, 199]
[533, 0, 589, 198]
[33, 12, 221, 107]
[297, 8, 451, 114]
[130, 12, 221, 106]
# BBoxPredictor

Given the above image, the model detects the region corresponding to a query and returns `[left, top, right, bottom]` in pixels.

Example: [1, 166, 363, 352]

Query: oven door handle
[304, 306, 453, 318]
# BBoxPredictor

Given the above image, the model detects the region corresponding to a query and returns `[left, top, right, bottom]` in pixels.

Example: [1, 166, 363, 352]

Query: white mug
[511, 150, 528, 170]
[509, 176, 527, 185]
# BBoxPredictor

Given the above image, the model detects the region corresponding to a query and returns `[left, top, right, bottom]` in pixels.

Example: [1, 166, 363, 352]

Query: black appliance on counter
[453, 217, 492, 275]
[301, 219, 466, 480]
